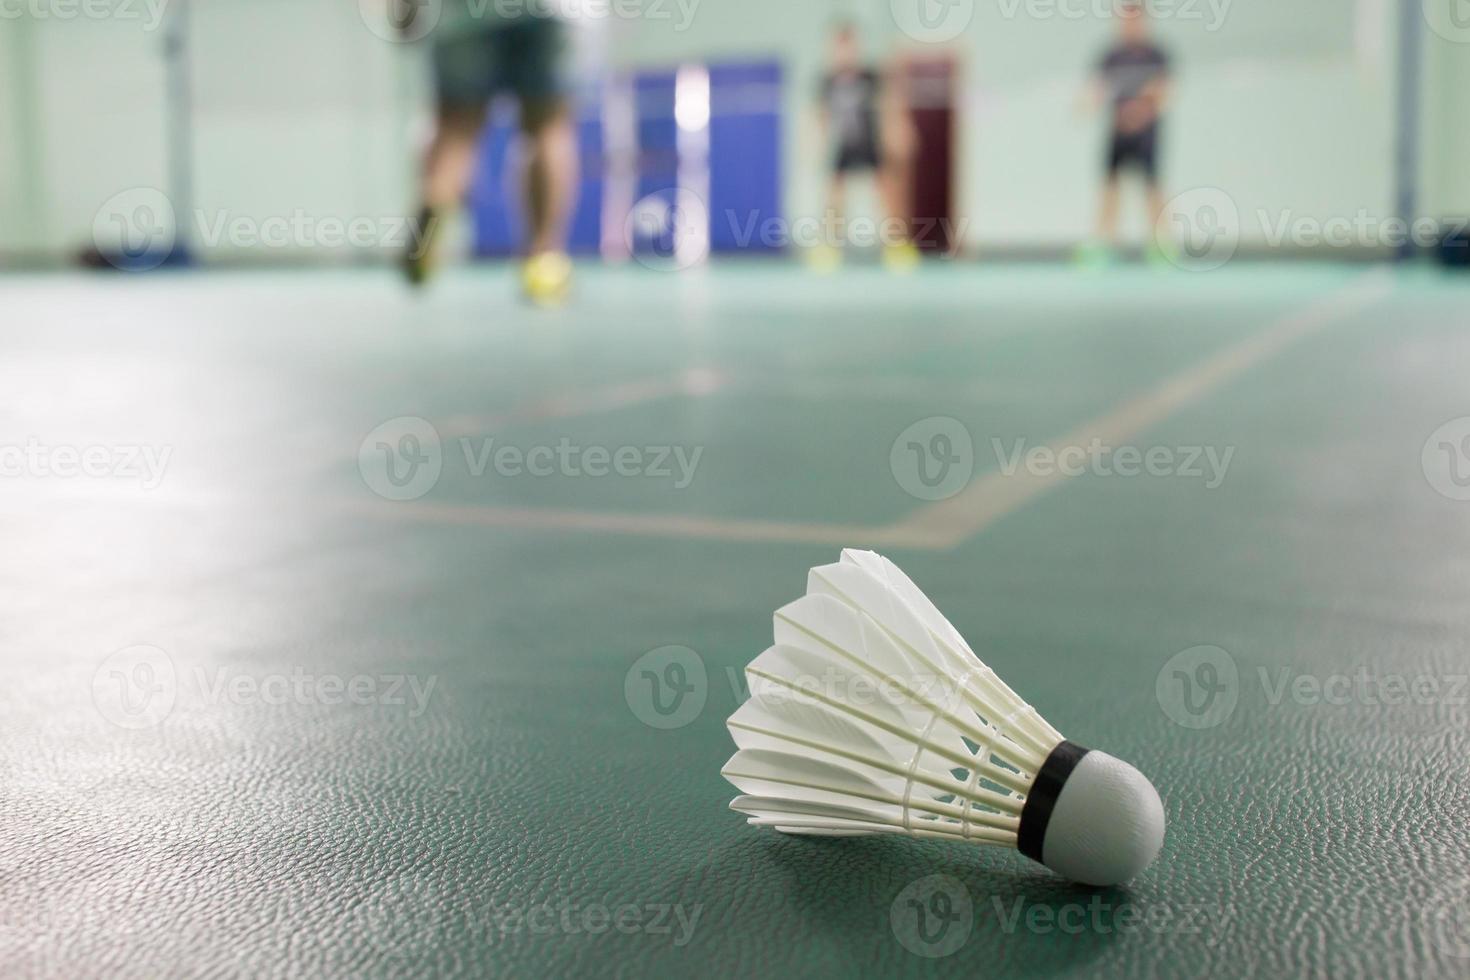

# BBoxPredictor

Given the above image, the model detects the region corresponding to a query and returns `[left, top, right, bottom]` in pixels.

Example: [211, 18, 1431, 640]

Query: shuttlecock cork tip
[1017, 743, 1165, 887]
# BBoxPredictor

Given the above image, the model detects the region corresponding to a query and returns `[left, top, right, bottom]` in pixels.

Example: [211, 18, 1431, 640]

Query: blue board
[468, 61, 782, 258]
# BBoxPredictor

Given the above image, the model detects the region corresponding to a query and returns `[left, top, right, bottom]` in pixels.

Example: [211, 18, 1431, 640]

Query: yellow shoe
[807, 244, 843, 274]
[521, 251, 572, 307]
[882, 240, 921, 274]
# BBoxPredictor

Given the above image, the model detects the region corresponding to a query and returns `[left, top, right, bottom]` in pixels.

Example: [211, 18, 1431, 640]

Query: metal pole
[11, 12, 45, 259]
[164, 0, 194, 261]
[1396, 0, 1424, 261]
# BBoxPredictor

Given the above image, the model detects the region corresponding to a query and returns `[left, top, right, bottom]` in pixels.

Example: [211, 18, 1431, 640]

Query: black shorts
[433, 19, 569, 109]
[1107, 126, 1160, 181]
[835, 139, 882, 174]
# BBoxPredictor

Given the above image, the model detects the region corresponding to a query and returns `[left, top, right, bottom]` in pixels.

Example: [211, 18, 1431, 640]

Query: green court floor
[3, 263, 1468, 977]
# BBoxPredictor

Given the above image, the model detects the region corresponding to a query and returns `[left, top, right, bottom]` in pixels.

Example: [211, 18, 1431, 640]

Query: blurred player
[402, 0, 578, 305]
[815, 24, 918, 272]
[1081, 1, 1172, 265]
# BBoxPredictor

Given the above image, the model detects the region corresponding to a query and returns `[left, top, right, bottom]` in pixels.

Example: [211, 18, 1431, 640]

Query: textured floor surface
[2, 262, 1469, 977]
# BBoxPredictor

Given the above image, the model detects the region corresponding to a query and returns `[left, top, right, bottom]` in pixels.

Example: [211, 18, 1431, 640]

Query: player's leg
[876, 158, 918, 272]
[1080, 135, 1124, 267]
[406, 35, 493, 287]
[811, 167, 847, 270]
[827, 166, 849, 231]
[519, 97, 578, 259]
[876, 164, 904, 226]
[1080, 175, 1122, 267]
[1098, 177, 1121, 242]
[1138, 129, 1172, 264]
[423, 105, 489, 212]
[502, 17, 577, 304]
[1145, 180, 1170, 263]
[1098, 135, 1125, 247]
[876, 100, 919, 271]
[1148, 185, 1167, 235]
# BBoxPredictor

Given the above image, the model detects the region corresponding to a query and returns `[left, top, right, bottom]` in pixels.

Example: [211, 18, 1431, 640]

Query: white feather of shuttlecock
[722, 549, 1066, 847]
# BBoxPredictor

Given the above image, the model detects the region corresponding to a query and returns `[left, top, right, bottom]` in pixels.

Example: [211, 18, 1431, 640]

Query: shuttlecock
[721, 550, 1165, 887]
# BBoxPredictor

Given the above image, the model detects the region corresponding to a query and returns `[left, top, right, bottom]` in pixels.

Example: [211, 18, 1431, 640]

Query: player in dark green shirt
[402, 0, 577, 305]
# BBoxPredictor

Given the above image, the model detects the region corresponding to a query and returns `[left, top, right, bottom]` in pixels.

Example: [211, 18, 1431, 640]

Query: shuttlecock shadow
[727, 833, 1136, 973]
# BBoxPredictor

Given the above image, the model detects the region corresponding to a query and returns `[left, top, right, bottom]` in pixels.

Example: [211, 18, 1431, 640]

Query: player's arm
[1143, 53, 1171, 113]
[1144, 76, 1170, 113]
[878, 62, 916, 160]
[1077, 75, 1106, 117]
[877, 63, 902, 133]
[816, 75, 832, 143]
[1078, 55, 1109, 116]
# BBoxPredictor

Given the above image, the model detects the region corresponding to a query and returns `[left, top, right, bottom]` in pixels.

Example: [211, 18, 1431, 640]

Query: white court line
[360, 274, 1390, 550]
[887, 271, 1392, 549]
[438, 367, 730, 439]
[343, 500, 898, 547]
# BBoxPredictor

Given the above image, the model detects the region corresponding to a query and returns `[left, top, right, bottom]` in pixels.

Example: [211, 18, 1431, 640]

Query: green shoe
[1146, 239, 1178, 269]
[1075, 242, 1114, 269]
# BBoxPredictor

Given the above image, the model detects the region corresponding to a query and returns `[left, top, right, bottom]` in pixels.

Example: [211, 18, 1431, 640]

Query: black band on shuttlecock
[1017, 741, 1091, 864]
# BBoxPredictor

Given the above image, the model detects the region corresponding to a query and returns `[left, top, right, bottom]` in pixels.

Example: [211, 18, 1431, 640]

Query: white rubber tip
[1042, 751, 1165, 886]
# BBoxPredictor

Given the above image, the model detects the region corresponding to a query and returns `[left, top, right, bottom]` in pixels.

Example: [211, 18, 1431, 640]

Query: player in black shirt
[816, 24, 918, 271]
[1084, 1, 1172, 263]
